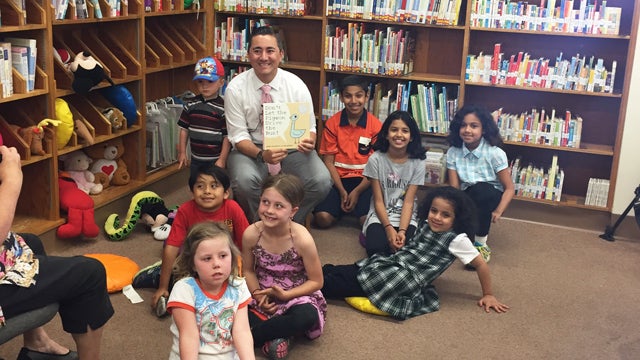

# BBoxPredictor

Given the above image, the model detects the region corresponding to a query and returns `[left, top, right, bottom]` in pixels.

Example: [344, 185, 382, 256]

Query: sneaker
[474, 242, 491, 263]
[152, 224, 171, 241]
[261, 338, 291, 359]
[132, 260, 162, 289]
[465, 243, 491, 271]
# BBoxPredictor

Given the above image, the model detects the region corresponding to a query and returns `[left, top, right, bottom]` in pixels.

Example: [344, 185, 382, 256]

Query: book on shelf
[10, 45, 28, 93]
[262, 102, 313, 151]
[585, 177, 610, 207]
[76, 0, 89, 19]
[0, 42, 13, 98]
[424, 147, 446, 185]
[510, 154, 564, 201]
[4, 37, 35, 92]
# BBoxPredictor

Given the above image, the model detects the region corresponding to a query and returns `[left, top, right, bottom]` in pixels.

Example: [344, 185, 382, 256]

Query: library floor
[2, 170, 640, 359]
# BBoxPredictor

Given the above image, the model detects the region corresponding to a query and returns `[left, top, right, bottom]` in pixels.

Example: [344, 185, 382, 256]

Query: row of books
[470, 0, 622, 35]
[54, 0, 115, 19]
[493, 108, 582, 148]
[326, 0, 463, 26]
[320, 79, 457, 134]
[324, 23, 414, 76]
[214, 17, 287, 62]
[584, 177, 609, 207]
[0, 37, 36, 98]
[510, 155, 565, 202]
[466, 45, 617, 93]
[214, 0, 310, 15]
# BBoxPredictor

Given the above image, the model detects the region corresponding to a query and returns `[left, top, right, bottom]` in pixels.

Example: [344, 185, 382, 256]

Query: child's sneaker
[474, 242, 491, 263]
[261, 338, 291, 359]
[132, 260, 162, 288]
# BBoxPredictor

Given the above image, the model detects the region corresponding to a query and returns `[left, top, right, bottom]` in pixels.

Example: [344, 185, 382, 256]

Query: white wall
[613, 25, 640, 215]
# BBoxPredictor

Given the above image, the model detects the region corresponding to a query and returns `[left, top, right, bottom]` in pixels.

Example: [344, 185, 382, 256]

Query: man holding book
[224, 26, 331, 224]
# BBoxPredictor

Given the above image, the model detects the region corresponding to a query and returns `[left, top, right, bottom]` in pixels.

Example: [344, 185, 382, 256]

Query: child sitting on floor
[322, 186, 509, 320]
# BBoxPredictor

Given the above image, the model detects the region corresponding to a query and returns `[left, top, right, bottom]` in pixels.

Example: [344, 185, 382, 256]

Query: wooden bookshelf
[0, 0, 210, 237]
[213, 0, 638, 213]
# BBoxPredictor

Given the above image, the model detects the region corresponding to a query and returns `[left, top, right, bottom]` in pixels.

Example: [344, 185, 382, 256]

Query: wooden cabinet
[0, 0, 211, 235]
[212, 0, 638, 213]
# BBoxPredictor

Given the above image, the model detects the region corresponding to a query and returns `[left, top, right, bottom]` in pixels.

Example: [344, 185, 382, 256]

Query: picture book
[262, 102, 312, 150]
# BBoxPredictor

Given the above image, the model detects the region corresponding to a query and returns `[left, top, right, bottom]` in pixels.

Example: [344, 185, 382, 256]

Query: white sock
[475, 235, 488, 246]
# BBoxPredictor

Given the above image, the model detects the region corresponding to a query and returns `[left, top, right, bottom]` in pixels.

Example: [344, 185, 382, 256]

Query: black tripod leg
[600, 188, 640, 241]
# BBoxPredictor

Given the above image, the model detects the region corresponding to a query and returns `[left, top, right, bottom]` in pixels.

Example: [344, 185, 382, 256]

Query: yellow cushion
[84, 253, 139, 293]
[344, 297, 389, 316]
[55, 98, 75, 149]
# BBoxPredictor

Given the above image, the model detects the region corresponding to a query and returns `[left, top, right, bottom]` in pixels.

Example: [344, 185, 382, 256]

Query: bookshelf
[0, 0, 210, 236]
[214, 0, 638, 213]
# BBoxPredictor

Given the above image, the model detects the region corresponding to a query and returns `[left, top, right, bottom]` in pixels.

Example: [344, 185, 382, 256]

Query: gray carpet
[2, 170, 640, 359]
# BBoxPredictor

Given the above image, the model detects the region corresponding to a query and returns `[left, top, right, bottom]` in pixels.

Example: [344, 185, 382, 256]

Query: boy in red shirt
[313, 75, 382, 228]
[132, 164, 249, 316]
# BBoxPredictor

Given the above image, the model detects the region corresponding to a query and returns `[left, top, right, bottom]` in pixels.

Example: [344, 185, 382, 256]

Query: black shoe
[17, 348, 79, 360]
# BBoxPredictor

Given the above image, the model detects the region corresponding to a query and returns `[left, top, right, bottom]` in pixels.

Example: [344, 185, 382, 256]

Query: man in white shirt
[224, 26, 331, 223]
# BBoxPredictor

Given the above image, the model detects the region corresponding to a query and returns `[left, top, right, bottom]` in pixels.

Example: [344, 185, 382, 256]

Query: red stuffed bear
[57, 174, 100, 238]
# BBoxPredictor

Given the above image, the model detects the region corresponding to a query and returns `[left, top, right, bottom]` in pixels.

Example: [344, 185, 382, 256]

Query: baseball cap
[193, 57, 225, 82]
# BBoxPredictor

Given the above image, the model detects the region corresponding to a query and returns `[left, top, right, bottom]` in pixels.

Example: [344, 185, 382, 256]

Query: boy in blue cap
[178, 56, 230, 180]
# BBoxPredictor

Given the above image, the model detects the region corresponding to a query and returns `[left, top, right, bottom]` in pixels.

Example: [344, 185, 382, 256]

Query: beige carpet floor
[2, 170, 640, 359]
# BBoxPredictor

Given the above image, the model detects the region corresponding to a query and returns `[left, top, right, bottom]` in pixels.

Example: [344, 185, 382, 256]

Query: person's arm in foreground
[172, 307, 199, 360]
[232, 306, 255, 360]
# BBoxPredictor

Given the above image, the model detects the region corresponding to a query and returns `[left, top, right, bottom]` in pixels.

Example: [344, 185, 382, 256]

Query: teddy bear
[101, 107, 126, 131]
[85, 138, 131, 188]
[9, 119, 60, 156]
[69, 51, 115, 94]
[57, 174, 100, 239]
[59, 151, 103, 195]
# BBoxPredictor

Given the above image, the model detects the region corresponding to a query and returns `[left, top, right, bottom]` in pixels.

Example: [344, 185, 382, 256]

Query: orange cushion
[85, 253, 139, 293]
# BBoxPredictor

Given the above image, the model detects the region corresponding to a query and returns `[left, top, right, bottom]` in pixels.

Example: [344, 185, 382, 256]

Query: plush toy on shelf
[104, 191, 176, 241]
[101, 107, 126, 131]
[57, 173, 100, 239]
[84, 138, 131, 188]
[69, 51, 114, 94]
[59, 151, 103, 195]
[75, 120, 94, 145]
[9, 119, 61, 156]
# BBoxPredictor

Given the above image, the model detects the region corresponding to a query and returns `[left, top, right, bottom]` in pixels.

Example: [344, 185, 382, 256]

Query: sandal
[261, 338, 291, 359]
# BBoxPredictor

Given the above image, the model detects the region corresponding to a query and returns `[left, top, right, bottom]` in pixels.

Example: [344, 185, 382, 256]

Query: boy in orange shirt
[313, 75, 382, 229]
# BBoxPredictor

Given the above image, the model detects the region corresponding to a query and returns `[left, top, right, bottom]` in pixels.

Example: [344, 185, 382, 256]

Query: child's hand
[214, 158, 226, 169]
[253, 290, 278, 315]
[342, 191, 358, 212]
[151, 288, 169, 310]
[477, 295, 509, 313]
[390, 234, 405, 252]
[177, 152, 188, 169]
[491, 210, 503, 223]
[268, 285, 289, 301]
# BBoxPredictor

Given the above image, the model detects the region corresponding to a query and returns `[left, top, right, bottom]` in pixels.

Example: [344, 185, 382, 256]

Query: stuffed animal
[74, 120, 94, 145]
[104, 191, 175, 241]
[59, 151, 103, 195]
[69, 51, 115, 94]
[9, 119, 61, 156]
[85, 138, 130, 188]
[57, 174, 100, 239]
[54, 98, 75, 149]
[101, 107, 125, 131]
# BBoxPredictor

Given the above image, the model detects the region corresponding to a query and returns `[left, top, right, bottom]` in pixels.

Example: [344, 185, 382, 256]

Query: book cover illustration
[262, 102, 312, 150]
